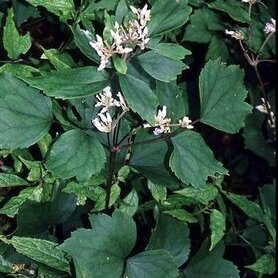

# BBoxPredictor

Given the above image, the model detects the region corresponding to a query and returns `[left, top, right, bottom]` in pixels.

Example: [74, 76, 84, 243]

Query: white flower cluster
[92, 86, 128, 133]
[90, 4, 151, 71]
[264, 18, 276, 34]
[256, 98, 276, 128]
[144, 106, 194, 136]
[225, 29, 245, 40]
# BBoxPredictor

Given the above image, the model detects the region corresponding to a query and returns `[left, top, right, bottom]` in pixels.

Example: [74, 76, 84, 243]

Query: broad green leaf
[208, 0, 251, 23]
[0, 63, 39, 78]
[61, 211, 136, 278]
[148, 43, 191, 60]
[23, 67, 109, 99]
[9, 237, 70, 272]
[147, 181, 167, 203]
[137, 51, 187, 82]
[25, 0, 74, 21]
[46, 129, 106, 181]
[0, 186, 38, 217]
[163, 209, 197, 223]
[175, 185, 218, 205]
[245, 254, 276, 275]
[0, 74, 53, 149]
[125, 250, 178, 278]
[42, 48, 72, 70]
[209, 209, 225, 251]
[170, 131, 228, 187]
[199, 60, 252, 133]
[119, 74, 158, 124]
[118, 189, 139, 216]
[206, 36, 229, 62]
[184, 240, 239, 278]
[148, 0, 192, 36]
[0, 173, 28, 188]
[148, 215, 190, 267]
[3, 9, 32, 59]
[183, 7, 222, 43]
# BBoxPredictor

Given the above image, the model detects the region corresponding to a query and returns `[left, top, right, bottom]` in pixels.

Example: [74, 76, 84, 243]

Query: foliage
[0, 0, 275, 277]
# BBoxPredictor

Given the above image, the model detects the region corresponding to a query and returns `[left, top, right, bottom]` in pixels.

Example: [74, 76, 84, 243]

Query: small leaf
[61, 211, 136, 278]
[9, 236, 70, 272]
[147, 215, 190, 267]
[137, 51, 187, 82]
[148, 0, 192, 36]
[199, 60, 252, 133]
[245, 254, 276, 275]
[0, 74, 53, 149]
[0, 63, 39, 79]
[119, 73, 158, 124]
[163, 209, 198, 223]
[113, 56, 127, 74]
[125, 250, 178, 278]
[3, 9, 32, 59]
[170, 131, 228, 187]
[0, 173, 28, 188]
[147, 180, 167, 203]
[23, 67, 110, 99]
[118, 189, 139, 216]
[42, 48, 72, 70]
[46, 129, 106, 182]
[209, 209, 226, 251]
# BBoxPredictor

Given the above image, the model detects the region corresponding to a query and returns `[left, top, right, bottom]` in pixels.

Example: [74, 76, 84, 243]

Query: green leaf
[61, 211, 136, 278]
[0, 63, 39, 79]
[3, 9, 32, 59]
[125, 250, 178, 278]
[208, 0, 251, 23]
[163, 209, 197, 223]
[113, 55, 127, 74]
[170, 131, 228, 187]
[119, 73, 158, 124]
[25, 0, 74, 21]
[0, 74, 53, 149]
[245, 254, 276, 275]
[184, 240, 239, 278]
[137, 51, 187, 82]
[148, 43, 191, 60]
[9, 237, 70, 272]
[148, 215, 190, 267]
[0, 173, 28, 188]
[0, 186, 39, 217]
[183, 7, 223, 43]
[46, 129, 106, 182]
[209, 209, 225, 251]
[118, 189, 139, 216]
[206, 36, 229, 62]
[147, 181, 167, 203]
[199, 60, 252, 133]
[23, 67, 109, 99]
[175, 185, 218, 205]
[42, 48, 72, 70]
[148, 0, 192, 36]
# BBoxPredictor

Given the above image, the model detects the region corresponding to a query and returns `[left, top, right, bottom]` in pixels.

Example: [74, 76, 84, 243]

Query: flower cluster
[225, 29, 245, 40]
[92, 87, 128, 133]
[144, 106, 194, 135]
[256, 98, 276, 128]
[264, 18, 276, 34]
[90, 4, 151, 71]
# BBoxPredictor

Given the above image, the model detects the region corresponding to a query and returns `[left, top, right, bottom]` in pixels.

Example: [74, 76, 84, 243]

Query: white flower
[92, 112, 113, 133]
[242, 0, 256, 4]
[225, 29, 245, 40]
[256, 98, 270, 114]
[95, 86, 116, 113]
[114, 92, 129, 111]
[179, 116, 194, 129]
[264, 19, 276, 34]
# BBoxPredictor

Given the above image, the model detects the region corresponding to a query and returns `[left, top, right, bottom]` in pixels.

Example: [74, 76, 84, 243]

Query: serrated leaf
[206, 36, 229, 62]
[3, 9, 32, 59]
[147, 180, 167, 203]
[148, 0, 192, 36]
[25, 0, 74, 21]
[119, 73, 158, 124]
[170, 131, 228, 187]
[245, 254, 276, 275]
[137, 51, 187, 82]
[209, 209, 225, 251]
[147, 215, 190, 267]
[183, 7, 222, 43]
[0, 173, 28, 188]
[199, 60, 252, 133]
[0, 74, 53, 149]
[125, 250, 178, 278]
[8, 237, 70, 272]
[61, 211, 136, 278]
[118, 189, 139, 216]
[46, 129, 106, 182]
[208, 0, 251, 23]
[23, 67, 109, 99]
